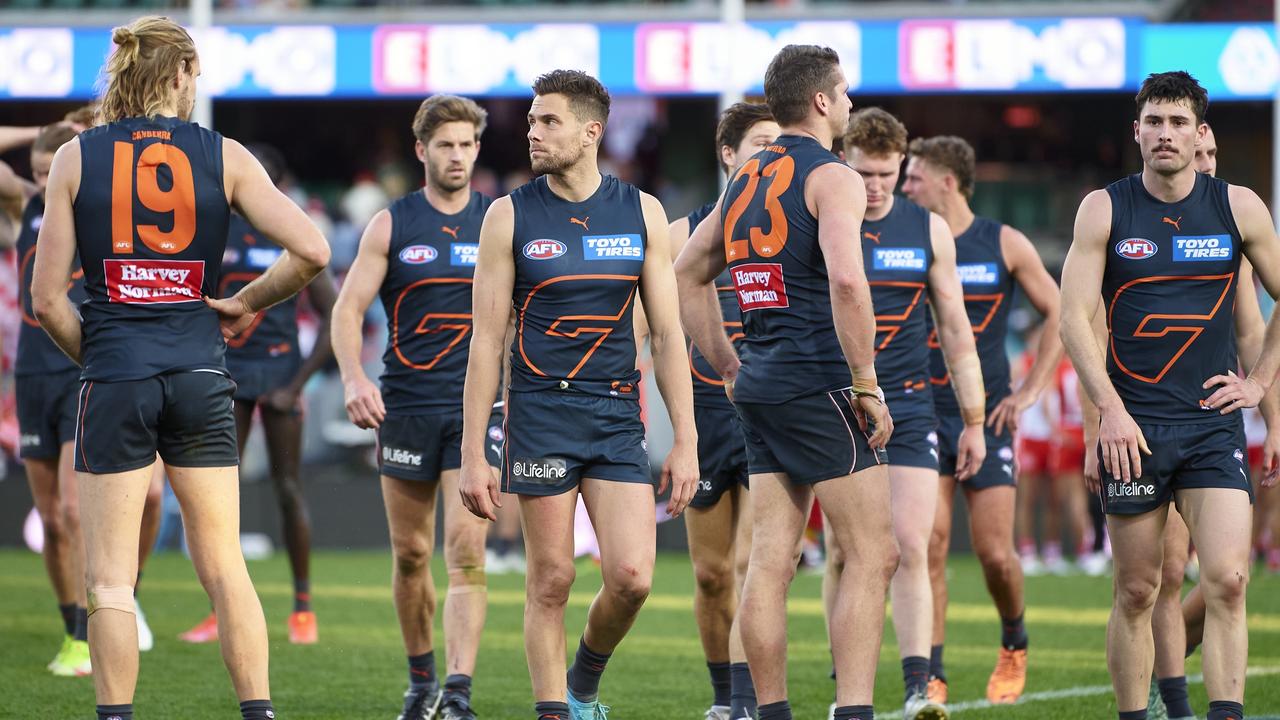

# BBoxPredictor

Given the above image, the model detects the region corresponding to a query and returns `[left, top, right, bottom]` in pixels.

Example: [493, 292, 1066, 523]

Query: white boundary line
[870, 666, 1280, 716]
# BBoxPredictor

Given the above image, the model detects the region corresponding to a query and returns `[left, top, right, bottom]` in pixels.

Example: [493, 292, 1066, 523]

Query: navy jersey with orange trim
[509, 175, 646, 398]
[1104, 172, 1242, 424]
[928, 216, 1013, 415]
[16, 194, 86, 376]
[687, 200, 742, 409]
[74, 116, 230, 382]
[378, 189, 492, 414]
[720, 134, 849, 405]
[220, 214, 299, 366]
[863, 196, 933, 410]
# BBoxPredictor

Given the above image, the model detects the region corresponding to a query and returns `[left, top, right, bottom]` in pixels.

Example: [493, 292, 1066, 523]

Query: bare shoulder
[359, 209, 392, 254]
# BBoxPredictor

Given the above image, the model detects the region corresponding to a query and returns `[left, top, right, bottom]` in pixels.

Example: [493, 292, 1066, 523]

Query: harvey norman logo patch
[1172, 234, 1233, 261]
[1116, 238, 1158, 260]
[583, 234, 644, 260]
[872, 247, 926, 271]
[733, 263, 789, 311]
[956, 263, 998, 285]
[104, 260, 204, 304]
[451, 243, 479, 266]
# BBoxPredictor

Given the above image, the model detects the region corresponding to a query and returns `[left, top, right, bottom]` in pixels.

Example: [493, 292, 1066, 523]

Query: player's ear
[414, 139, 426, 163]
[720, 145, 736, 170]
[1132, 119, 1140, 145]
[585, 119, 603, 147]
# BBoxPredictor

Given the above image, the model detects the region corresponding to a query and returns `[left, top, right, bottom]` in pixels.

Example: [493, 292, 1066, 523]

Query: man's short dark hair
[1135, 71, 1209, 125]
[532, 69, 611, 125]
[763, 45, 842, 126]
[908, 135, 976, 200]
[715, 102, 774, 174]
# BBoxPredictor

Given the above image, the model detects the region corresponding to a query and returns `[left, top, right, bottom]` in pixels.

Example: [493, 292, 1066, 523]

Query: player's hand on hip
[955, 424, 987, 481]
[1082, 437, 1102, 494]
[1203, 370, 1266, 414]
[988, 389, 1032, 436]
[661, 440, 699, 518]
[854, 392, 893, 450]
[459, 459, 500, 522]
[1099, 405, 1150, 483]
[1263, 427, 1280, 488]
[204, 294, 256, 340]
[342, 376, 385, 429]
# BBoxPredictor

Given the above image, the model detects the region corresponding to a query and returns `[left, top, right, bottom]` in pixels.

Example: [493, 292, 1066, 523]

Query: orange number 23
[112, 141, 197, 255]
[723, 155, 795, 262]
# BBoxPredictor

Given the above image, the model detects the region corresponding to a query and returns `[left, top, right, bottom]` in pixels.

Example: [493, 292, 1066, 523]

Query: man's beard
[530, 145, 581, 175]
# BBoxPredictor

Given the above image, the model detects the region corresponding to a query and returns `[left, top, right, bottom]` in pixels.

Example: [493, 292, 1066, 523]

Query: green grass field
[3, 549, 1279, 719]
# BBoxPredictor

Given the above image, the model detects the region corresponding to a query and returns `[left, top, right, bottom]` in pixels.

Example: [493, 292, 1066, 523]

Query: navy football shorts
[377, 410, 463, 482]
[16, 368, 80, 460]
[735, 387, 886, 485]
[501, 389, 650, 496]
[1099, 419, 1253, 515]
[689, 404, 749, 509]
[75, 370, 239, 473]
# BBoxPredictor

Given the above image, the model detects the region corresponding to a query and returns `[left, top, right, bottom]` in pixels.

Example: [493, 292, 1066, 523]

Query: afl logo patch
[523, 239, 567, 260]
[1115, 238, 1157, 260]
[399, 245, 438, 264]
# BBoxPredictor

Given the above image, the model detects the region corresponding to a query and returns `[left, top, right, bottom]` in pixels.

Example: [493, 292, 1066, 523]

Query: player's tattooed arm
[460, 197, 517, 521]
[1232, 260, 1280, 485]
[675, 199, 738, 391]
[640, 192, 699, 517]
[1061, 189, 1150, 482]
[211, 138, 330, 336]
[928, 212, 985, 479]
[809, 162, 892, 448]
[30, 138, 83, 365]
[1206, 185, 1280, 414]
[990, 225, 1064, 435]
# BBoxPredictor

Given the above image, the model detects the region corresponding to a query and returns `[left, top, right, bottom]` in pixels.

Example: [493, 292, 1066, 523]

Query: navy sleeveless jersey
[928, 216, 1014, 415]
[16, 194, 86, 376]
[509, 174, 646, 398]
[1104, 172, 1242, 424]
[720, 134, 849, 404]
[74, 116, 230, 382]
[863, 196, 933, 410]
[378, 190, 492, 414]
[687, 200, 743, 409]
[220, 214, 299, 368]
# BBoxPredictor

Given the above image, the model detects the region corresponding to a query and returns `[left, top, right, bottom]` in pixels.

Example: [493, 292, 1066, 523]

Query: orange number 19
[112, 141, 197, 255]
